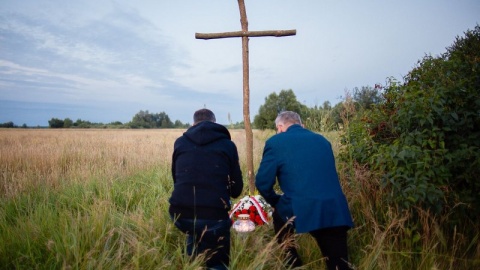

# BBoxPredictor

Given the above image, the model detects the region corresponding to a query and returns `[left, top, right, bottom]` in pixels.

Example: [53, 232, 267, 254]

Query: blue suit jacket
[255, 124, 353, 233]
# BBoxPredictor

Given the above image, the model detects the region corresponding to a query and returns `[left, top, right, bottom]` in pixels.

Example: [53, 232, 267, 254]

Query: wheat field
[0, 129, 272, 197]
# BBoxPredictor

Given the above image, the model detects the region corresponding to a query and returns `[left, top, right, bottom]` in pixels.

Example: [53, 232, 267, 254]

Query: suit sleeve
[255, 140, 281, 206]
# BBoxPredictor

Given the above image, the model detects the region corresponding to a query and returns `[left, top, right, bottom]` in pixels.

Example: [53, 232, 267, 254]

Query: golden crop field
[0, 128, 272, 198]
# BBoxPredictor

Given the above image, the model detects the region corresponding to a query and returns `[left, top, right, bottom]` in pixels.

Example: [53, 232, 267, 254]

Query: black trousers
[272, 210, 352, 270]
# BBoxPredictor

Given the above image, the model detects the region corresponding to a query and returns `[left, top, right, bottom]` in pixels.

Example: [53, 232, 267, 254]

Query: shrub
[343, 25, 480, 226]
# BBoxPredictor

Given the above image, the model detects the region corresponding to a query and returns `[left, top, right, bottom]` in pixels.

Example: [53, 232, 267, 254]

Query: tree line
[46, 110, 190, 129]
[0, 110, 189, 129]
[253, 86, 382, 132]
[0, 121, 27, 128]
[0, 87, 380, 130]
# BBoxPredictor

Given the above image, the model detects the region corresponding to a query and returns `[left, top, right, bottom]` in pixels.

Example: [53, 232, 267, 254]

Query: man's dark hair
[193, 109, 216, 125]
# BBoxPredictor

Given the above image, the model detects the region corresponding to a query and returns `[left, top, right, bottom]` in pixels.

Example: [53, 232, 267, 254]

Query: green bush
[343, 25, 480, 225]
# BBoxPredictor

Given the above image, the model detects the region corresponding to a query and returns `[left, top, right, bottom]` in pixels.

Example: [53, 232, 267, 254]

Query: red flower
[229, 195, 273, 227]
[255, 215, 264, 225]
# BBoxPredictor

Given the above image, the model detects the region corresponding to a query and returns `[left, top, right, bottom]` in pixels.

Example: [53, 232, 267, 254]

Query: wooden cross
[195, 0, 296, 194]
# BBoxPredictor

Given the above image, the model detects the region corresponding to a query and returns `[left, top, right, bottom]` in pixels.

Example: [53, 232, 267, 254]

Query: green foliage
[252, 87, 383, 132]
[353, 85, 384, 111]
[128, 110, 175, 129]
[0, 167, 331, 269]
[129, 114, 188, 128]
[230, 121, 245, 129]
[0, 169, 178, 269]
[330, 101, 345, 128]
[0, 121, 16, 128]
[302, 105, 337, 132]
[44, 112, 190, 129]
[63, 118, 73, 128]
[48, 118, 64, 128]
[253, 89, 308, 129]
[331, 86, 384, 130]
[343, 25, 480, 225]
[41, 111, 188, 129]
[73, 118, 92, 128]
[72, 119, 111, 128]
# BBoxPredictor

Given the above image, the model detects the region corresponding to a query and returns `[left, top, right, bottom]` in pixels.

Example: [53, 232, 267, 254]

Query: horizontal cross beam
[195, 29, 296, 40]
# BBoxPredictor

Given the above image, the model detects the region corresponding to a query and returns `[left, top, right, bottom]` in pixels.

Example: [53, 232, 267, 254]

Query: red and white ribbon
[229, 196, 269, 224]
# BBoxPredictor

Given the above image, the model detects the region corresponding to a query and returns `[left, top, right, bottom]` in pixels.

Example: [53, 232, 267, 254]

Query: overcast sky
[1, 0, 479, 126]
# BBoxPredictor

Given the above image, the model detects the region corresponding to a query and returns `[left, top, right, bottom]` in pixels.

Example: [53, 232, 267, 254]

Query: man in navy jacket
[169, 109, 243, 270]
[256, 111, 353, 269]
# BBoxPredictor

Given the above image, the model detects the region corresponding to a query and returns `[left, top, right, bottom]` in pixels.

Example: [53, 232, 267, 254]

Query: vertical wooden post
[195, 0, 296, 194]
[237, 0, 255, 194]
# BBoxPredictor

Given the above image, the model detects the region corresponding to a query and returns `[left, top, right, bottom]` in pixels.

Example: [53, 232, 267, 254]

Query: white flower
[242, 202, 252, 209]
[229, 194, 273, 226]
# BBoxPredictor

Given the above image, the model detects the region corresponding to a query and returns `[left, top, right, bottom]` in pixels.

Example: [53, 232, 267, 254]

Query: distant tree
[129, 110, 174, 128]
[231, 121, 244, 129]
[0, 121, 15, 128]
[253, 89, 308, 129]
[161, 119, 169, 128]
[174, 120, 190, 128]
[63, 118, 73, 128]
[352, 85, 384, 110]
[73, 119, 88, 128]
[48, 118, 64, 128]
[158, 112, 173, 128]
[322, 101, 332, 110]
[130, 110, 149, 128]
[326, 86, 383, 129]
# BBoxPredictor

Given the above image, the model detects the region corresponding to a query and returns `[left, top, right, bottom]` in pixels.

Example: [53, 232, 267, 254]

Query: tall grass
[0, 128, 478, 269]
[0, 129, 179, 198]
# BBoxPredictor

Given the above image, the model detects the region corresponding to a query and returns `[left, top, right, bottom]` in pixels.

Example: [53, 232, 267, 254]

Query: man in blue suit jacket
[256, 111, 353, 270]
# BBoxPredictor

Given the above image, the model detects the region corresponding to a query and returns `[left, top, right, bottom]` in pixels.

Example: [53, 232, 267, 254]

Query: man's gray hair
[275, 111, 302, 126]
[193, 108, 216, 125]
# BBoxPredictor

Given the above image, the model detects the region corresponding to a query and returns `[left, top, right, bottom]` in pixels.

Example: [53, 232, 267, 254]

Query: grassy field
[0, 129, 478, 269]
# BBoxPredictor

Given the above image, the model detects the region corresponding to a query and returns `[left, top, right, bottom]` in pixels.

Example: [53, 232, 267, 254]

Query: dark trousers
[172, 216, 231, 270]
[273, 210, 352, 270]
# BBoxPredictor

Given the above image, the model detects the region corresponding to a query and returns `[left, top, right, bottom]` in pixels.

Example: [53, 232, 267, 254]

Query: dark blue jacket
[255, 124, 353, 233]
[169, 121, 243, 220]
